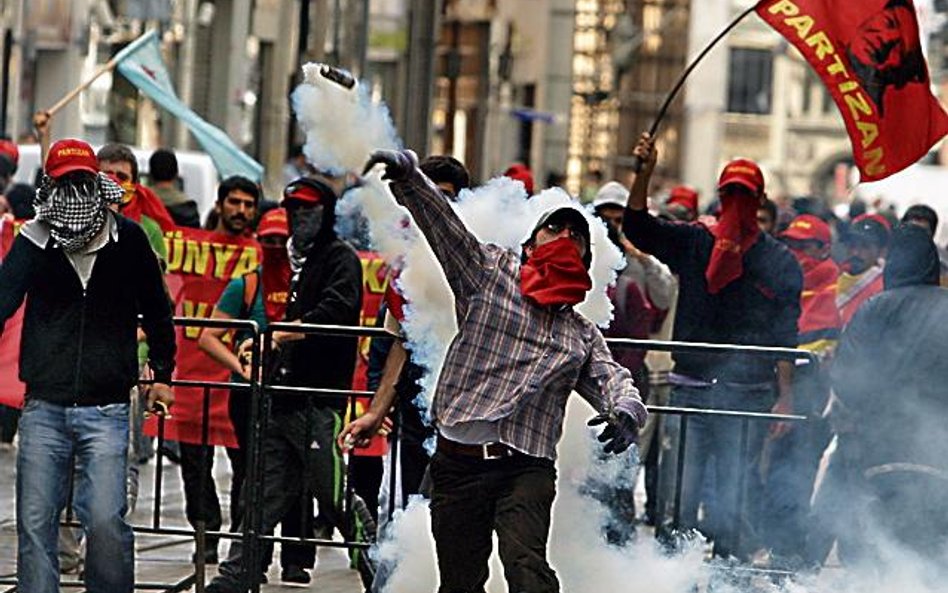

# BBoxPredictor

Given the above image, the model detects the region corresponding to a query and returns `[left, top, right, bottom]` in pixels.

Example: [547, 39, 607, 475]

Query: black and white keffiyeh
[33, 172, 124, 252]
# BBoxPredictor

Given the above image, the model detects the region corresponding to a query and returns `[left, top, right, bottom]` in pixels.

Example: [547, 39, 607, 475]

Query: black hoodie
[832, 224, 948, 470]
[271, 191, 363, 412]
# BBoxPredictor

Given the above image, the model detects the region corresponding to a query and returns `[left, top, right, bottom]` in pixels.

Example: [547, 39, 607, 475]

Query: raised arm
[622, 132, 704, 271]
[363, 150, 486, 298]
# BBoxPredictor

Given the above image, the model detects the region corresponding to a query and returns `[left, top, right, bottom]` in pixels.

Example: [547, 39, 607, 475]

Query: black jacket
[0, 214, 176, 406]
[832, 226, 948, 471]
[272, 237, 363, 412]
[624, 208, 802, 384]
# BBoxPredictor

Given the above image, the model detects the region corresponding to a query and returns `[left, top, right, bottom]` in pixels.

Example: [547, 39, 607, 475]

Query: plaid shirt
[389, 172, 647, 460]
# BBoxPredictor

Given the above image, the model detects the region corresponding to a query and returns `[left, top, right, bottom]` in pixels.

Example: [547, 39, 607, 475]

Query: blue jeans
[665, 383, 774, 558]
[17, 398, 133, 593]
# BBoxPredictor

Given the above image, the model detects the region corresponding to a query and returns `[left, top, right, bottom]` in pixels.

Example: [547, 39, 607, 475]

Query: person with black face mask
[818, 224, 948, 567]
[198, 208, 315, 585]
[837, 213, 890, 325]
[205, 177, 376, 593]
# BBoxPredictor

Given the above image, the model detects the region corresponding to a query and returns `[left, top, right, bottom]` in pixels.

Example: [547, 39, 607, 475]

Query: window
[727, 48, 773, 114]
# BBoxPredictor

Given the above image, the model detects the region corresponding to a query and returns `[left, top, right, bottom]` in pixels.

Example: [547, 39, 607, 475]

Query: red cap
[504, 163, 535, 195]
[282, 178, 330, 205]
[852, 213, 892, 232]
[667, 185, 698, 213]
[46, 139, 99, 179]
[781, 214, 831, 245]
[257, 207, 289, 238]
[0, 139, 19, 165]
[718, 158, 764, 193]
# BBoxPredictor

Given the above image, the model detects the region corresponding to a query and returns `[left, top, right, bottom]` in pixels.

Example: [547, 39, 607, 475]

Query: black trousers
[429, 448, 559, 593]
[179, 441, 228, 551]
[210, 406, 376, 591]
[229, 392, 315, 569]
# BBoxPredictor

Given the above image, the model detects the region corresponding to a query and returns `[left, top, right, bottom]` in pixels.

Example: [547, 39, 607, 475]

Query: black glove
[588, 410, 639, 454]
[362, 149, 418, 181]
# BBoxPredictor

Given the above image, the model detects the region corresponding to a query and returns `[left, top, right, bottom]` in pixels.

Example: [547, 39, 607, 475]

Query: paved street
[0, 446, 362, 592]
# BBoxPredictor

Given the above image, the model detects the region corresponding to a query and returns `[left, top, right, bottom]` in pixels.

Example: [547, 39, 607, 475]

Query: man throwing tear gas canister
[349, 150, 647, 593]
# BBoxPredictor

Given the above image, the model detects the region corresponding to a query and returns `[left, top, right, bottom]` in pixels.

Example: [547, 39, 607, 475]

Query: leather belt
[437, 435, 517, 460]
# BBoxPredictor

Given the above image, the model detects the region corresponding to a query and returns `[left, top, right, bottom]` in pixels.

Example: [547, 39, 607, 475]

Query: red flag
[756, 0, 948, 181]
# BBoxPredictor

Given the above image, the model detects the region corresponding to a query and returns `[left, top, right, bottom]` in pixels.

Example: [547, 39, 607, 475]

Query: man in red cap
[199, 208, 315, 585]
[665, 185, 699, 222]
[0, 138, 175, 592]
[207, 178, 374, 592]
[756, 214, 841, 566]
[0, 138, 19, 195]
[504, 162, 535, 195]
[623, 133, 802, 559]
[837, 213, 890, 325]
[359, 149, 645, 593]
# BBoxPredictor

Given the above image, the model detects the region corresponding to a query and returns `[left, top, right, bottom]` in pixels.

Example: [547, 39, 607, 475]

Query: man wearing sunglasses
[0, 138, 175, 593]
[360, 149, 646, 593]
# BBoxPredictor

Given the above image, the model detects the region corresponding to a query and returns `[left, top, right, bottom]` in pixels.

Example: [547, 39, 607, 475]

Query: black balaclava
[883, 224, 940, 290]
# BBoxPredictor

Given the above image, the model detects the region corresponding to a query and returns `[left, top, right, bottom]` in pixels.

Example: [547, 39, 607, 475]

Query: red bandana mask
[520, 237, 592, 307]
[261, 246, 291, 321]
[706, 192, 760, 294]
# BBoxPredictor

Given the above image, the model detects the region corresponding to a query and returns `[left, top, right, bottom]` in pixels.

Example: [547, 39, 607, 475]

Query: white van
[14, 144, 220, 220]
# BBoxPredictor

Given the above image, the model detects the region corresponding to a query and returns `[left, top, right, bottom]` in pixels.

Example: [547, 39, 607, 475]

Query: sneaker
[281, 564, 311, 584]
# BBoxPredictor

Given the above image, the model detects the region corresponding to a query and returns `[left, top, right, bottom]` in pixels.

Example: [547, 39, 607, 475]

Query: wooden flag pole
[632, 3, 760, 171]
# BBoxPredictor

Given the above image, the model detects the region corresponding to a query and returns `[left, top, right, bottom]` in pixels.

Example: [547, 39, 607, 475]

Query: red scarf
[261, 246, 291, 321]
[121, 184, 177, 232]
[793, 252, 842, 339]
[706, 193, 760, 294]
[520, 237, 591, 307]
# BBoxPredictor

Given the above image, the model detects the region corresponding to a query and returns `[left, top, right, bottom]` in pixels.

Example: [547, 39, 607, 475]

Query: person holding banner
[0, 139, 175, 593]
[178, 175, 260, 565]
[623, 133, 802, 560]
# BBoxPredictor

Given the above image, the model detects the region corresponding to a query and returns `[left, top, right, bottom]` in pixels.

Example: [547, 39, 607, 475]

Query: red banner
[757, 0, 948, 181]
[0, 219, 25, 407]
[352, 251, 389, 457]
[353, 250, 389, 392]
[145, 227, 262, 447]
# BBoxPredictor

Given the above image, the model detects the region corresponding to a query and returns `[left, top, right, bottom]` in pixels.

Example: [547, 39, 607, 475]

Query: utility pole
[175, 0, 197, 149]
[401, 0, 440, 155]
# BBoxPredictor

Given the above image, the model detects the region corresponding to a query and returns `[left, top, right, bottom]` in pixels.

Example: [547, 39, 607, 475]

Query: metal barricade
[239, 322, 396, 593]
[1, 320, 819, 591]
[604, 337, 817, 560]
[0, 316, 263, 593]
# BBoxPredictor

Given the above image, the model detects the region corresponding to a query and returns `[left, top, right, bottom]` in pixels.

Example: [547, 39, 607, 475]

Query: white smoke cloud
[291, 63, 401, 174]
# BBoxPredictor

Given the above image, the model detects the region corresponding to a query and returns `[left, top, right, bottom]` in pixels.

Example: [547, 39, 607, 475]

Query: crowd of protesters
[0, 120, 946, 593]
